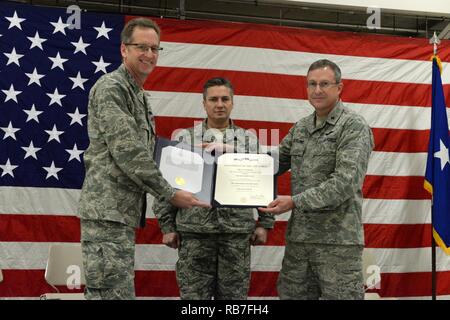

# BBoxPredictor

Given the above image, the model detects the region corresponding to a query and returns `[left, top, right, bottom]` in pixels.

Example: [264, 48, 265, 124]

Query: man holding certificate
[78, 18, 209, 300]
[153, 77, 275, 300]
[260, 60, 374, 299]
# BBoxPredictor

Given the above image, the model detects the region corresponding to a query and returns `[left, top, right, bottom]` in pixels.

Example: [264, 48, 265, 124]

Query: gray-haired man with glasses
[123, 43, 164, 54]
[78, 17, 209, 300]
[260, 59, 374, 299]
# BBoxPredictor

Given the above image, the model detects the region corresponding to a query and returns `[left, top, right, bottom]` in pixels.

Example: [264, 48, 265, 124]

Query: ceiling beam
[262, 0, 450, 17]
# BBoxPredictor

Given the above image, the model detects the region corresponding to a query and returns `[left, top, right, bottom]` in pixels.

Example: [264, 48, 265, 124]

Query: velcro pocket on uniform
[313, 137, 336, 156]
[289, 139, 306, 156]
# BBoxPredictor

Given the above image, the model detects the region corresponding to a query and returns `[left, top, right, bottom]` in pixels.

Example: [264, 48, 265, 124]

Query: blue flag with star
[0, 2, 122, 188]
[424, 56, 450, 255]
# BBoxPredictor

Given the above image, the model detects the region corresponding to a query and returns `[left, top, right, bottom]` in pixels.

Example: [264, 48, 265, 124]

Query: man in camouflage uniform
[153, 77, 275, 299]
[260, 59, 374, 299]
[78, 18, 209, 300]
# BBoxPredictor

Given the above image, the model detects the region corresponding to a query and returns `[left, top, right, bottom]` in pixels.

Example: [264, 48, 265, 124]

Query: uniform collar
[306, 100, 344, 133]
[118, 64, 143, 95]
[201, 118, 235, 134]
[324, 100, 344, 126]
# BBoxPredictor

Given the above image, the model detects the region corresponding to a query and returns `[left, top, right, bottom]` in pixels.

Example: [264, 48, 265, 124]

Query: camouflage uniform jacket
[153, 119, 275, 234]
[278, 101, 374, 245]
[78, 64, 175, 228]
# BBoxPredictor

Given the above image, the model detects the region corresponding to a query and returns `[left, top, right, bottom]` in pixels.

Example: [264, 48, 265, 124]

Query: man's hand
[258, 196, 295, 215]
[170, 190, 211, 209]
[250, 227, 268, 245]
[162, 232, 180, 249]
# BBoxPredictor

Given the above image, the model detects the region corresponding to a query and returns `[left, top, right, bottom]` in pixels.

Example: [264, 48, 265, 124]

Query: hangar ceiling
[8, 0, 450, 39]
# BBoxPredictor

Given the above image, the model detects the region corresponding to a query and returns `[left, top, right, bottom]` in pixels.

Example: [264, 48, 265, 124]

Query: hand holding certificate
[154, 137, 276, 207]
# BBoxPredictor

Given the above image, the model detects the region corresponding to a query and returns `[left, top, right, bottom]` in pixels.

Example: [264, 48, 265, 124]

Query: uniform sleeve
[94, 83, 175, 202]
[247, 129, 275, 229]
[292, 117, 374, 211]
[152, 198, 178, 233]
[276, 125, 294, 176]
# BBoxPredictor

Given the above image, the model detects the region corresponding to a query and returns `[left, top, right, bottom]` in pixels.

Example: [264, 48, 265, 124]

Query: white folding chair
[362, 249, 381, 300]
[40, 243, 86, 300]
[0, 269, 3, 283]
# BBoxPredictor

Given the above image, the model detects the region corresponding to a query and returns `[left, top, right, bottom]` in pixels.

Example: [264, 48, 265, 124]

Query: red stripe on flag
[135, 270, 179, 297]
[140, 220, 287, 247]
[0, 270, 64, 297]
[136, 219, 163, 244]
[364, 224, 431, 248]
[1, 216, 433, 249]
[3, 268, 450, 298]
[276, 174, 430, 200]
[378, 271, 450, 298]
[141, 17, 450, 61]
[155, 116, 431, 153]
[0, 214, 80, 242]
[147, 67, 450, 107]
[363, 176, 430, 200]
[0, 269, 278, 298]
[248, 271, 278, 297]
[372, 128, 429, 153]
[0, 215, 286, 246]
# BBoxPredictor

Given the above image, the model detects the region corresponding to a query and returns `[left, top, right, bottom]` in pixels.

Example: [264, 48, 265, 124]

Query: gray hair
[121, 18, 161, 43]
[307, 59, 342, 83]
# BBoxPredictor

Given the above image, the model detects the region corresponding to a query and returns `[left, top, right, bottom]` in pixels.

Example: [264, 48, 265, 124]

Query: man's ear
[120, 43, 127, 60]
[337, 82, 344, 95]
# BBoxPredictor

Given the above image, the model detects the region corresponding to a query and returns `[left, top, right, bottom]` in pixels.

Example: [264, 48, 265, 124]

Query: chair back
[44, 243, 86, 290]
[362, 249, 381, 299]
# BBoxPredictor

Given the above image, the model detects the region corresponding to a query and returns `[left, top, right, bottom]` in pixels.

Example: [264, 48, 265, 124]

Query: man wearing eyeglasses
[78, 18, 210, 300]
[260, 59, 374, 299]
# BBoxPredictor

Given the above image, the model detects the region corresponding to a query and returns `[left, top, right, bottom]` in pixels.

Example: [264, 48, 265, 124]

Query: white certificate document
[159, 146, 204, 193]
[214, 153, 274, 206]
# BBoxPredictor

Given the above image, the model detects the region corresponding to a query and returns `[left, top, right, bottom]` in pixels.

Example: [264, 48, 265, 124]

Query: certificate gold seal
[175, 177, 186, 186]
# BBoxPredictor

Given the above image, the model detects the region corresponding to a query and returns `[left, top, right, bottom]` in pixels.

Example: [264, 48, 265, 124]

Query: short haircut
[202, 77, 234, 100]
[121, 18, 161, 43]
[307, 59, 342, 83]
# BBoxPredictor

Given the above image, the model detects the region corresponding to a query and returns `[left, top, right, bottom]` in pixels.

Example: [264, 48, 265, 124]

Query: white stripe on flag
[3, 242, 450, 273]
[0, 242, 282, 272]
[149, 91, 440, 130]
[0, 188, 431, 224]
[159, 42, 450, 84]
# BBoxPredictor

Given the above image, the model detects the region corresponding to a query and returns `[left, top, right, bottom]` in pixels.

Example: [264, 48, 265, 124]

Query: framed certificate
[154, 137, 276, 208]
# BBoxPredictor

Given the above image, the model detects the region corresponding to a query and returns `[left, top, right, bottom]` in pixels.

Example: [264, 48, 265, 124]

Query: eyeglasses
[124, 43, 163, 54]
[307, 81, 339, 90]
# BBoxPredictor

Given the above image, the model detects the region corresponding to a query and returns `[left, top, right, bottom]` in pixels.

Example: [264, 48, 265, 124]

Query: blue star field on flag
[0, 2, 122, 188]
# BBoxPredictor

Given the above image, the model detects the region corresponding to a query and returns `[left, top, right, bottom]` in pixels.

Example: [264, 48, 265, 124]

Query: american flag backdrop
[1, 1, 450, 299]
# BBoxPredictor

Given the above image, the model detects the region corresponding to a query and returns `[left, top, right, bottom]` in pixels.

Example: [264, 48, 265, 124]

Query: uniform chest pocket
[311, 138, 337, 173]
[313, 137, 337, 156]
[289, 140, 306, 156]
